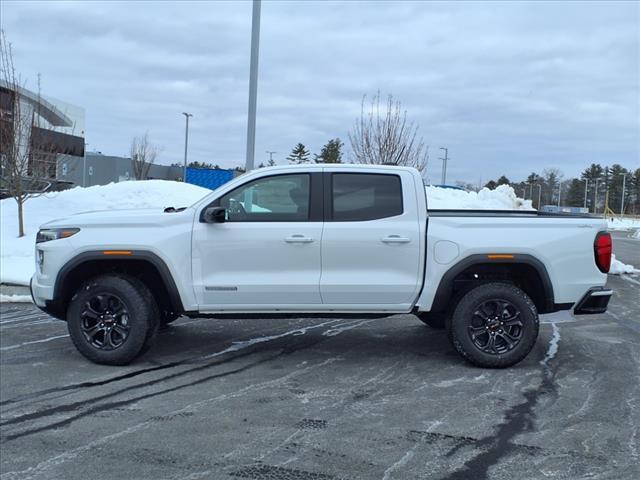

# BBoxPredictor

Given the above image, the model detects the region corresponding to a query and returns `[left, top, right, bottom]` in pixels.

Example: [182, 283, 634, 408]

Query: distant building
[56, 152, 184, 187]
[0, 79, 85, 179]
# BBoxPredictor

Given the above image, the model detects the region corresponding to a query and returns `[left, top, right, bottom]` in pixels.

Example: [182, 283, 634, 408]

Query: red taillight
[594, 231, 612, 273]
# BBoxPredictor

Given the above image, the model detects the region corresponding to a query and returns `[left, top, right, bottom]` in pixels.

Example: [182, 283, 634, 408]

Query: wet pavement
[1, 232, 638, 480]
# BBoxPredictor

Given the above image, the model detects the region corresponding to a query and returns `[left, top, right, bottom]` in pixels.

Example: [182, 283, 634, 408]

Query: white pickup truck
[30, 164, 613, 368]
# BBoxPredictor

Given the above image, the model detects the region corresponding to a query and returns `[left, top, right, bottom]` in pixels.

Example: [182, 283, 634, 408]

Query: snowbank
[1, 181, 211, 285]
[609, 254, 638, 275]
[0, 294, 33, 303]
[426, 185, 534, 210]
[607, 217, 640, 231]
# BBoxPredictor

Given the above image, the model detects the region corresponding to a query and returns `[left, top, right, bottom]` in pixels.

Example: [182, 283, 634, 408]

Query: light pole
[536, 184, 542, 210]
[439, 147, 449, 185]
[621, 173, 627, 217]
[266, 151, 276, 164]
[557, 181, 562, 208]
[594, 177, 602, 215]
[83, 141, 88, 187]
[245, 0, 261, 172]
[182, 112, 193, 182]
[583, 179, 588, 209]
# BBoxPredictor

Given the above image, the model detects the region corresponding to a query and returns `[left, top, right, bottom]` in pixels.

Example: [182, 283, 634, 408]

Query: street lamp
[594, 177, 602, 215]
[557, 180, 562, 208]
[621, 173, 627, 217]
[182, 112, 193, 182]
[583, 179, 588, 209]
[245, 0, 261, 172]
[536, 184, 542, 210]
[439, 147, 449, 185]
[266, 151, 276, 164]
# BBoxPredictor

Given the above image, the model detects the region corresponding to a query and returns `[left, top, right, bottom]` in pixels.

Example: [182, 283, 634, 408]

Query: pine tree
[484, 180, 498, 190]
[581, 164, 604, 213]
[286, 143, 311, 164]
[315, 138, 343, 163]
[565, 179, 586, 207]
[606, 164, 628, 214]
[631, 168, 640, 215]
[267, 158, 276, 167]
[497, 176, 510, 186]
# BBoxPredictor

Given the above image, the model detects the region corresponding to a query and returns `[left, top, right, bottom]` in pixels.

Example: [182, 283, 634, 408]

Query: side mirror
[203, 206, 226, 223]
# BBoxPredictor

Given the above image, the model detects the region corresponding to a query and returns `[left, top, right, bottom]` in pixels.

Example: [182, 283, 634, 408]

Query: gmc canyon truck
[30, 165, 613, 368]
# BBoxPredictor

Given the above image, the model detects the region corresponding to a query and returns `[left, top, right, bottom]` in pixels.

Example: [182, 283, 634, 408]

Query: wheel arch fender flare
[53, 250, 185, 313]
[429, 253, 555, 314]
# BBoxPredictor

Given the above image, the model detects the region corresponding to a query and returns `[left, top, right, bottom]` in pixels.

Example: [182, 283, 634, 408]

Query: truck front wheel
[66, 274, 157, 365]
[447, 283, 539, 368]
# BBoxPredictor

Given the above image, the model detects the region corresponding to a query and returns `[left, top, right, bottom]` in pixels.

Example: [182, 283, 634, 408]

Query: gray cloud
[2, 0, 638, 183]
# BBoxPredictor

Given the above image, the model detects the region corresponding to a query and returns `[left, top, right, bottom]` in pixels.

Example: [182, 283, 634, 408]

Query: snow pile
[0, 294, 32, 303]
[607, 217, 640, 231]
[1, 180, 211, 285]
[426, 185, 534, 210]
[609, 254, 639, 275]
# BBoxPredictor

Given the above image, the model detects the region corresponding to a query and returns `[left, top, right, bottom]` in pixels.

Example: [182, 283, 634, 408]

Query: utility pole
[245, 0, 261, 172]
[439, 147, 449, 185]
[182, 112, 193, 182]
[621, 173, 627, 217]
[266, 151, 276, 163]
[594, 177, 602, 215]
[536, 184, 542, 210]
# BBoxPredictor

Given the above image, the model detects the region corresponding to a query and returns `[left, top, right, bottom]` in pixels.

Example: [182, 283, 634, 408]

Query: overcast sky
[2, 0, 638, 184]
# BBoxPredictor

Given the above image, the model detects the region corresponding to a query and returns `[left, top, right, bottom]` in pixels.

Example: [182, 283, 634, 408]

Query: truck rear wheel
[66, 274, 158, 365]
[447, 283, 539, 368]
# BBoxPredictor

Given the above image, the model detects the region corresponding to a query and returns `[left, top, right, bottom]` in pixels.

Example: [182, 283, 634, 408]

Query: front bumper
[573, 287, 613, 315]
[30, 276, 66, 320]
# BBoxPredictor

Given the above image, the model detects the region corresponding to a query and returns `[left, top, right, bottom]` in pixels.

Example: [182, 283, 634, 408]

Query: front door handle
[382, 235, 411, 244]
[285, 234, 314, 243]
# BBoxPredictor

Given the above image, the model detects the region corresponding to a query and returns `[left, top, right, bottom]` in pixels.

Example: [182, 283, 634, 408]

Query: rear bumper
[573, 287, 613, 315]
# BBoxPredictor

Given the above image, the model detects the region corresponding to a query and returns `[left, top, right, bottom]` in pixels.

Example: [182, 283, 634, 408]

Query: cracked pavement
[1, 230, 638, 480]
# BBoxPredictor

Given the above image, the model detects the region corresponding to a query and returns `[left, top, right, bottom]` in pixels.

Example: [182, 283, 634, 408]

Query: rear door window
[331, 173, 403, 221]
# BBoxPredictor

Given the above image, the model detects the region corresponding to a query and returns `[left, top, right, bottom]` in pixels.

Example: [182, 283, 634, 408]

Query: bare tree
[0, 30, 55, 237]
[349, 92, 428, 171]
[130, 133, 159, 180]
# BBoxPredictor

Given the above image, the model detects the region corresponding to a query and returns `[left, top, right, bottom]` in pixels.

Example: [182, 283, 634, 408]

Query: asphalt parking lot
[1, 230, 638, 480]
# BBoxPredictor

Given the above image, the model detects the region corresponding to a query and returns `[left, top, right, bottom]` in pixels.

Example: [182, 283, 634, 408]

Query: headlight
[36, 228, 80, 244]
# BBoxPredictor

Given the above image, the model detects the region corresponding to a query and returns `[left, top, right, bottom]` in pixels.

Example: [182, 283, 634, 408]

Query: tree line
[483, 164, 640, 215]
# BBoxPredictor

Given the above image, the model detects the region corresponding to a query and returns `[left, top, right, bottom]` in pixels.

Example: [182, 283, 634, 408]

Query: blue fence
[185, 167, 234, 190]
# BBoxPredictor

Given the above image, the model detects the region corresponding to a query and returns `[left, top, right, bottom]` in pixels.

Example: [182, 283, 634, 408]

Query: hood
[41, 207, 195, 229]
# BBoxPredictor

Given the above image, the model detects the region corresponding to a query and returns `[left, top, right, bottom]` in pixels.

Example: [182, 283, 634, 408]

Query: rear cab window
[330, 173, 403, 221]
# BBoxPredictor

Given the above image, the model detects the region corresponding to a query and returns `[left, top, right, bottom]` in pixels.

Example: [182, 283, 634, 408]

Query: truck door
[320, 170, 422, 307]
[192, 172, 323, 309]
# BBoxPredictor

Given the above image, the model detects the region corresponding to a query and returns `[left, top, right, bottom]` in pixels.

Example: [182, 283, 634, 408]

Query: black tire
[447, 282, 539, 368]
[67, 274, 158, 365]
[416, 312, 447, 329]
[161, 312, 181, 325]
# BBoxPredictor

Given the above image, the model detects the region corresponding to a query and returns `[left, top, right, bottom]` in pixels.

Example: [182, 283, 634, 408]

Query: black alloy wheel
[81, 293, 130, 350]
[467, 299, 523, 354]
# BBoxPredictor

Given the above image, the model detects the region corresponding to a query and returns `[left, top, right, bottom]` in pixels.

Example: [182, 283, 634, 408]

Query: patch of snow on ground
[0, 294, 33, 303]
[609, 254, 639, 275]
[1, 180, 212, 285]
[426, 184, 534, 210]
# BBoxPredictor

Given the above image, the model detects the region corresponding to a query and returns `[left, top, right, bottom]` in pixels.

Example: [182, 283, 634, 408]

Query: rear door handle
[285, 234, 314, 243]
[382, 235, 411, 244]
